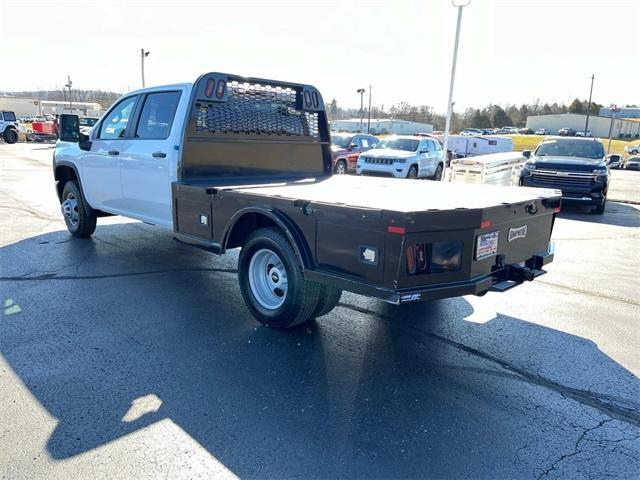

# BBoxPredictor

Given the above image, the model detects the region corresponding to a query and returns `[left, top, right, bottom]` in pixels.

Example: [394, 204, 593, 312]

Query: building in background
[526, 113, 640, 139]
[330, 118, 433, 135]
[599, 107, 640, 119]
[0, 97, 102, 117]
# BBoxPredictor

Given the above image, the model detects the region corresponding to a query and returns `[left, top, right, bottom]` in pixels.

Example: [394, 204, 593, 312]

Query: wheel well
[54, 165, 78, 201]
[225, 212, 278, 250]
[224, 211, 313, 268]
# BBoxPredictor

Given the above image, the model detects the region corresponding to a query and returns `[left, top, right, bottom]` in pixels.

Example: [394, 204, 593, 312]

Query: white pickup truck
[53, 71, 560, 329]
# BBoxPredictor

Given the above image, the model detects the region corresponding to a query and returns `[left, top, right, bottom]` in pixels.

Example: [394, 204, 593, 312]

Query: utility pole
[357, 88, 365, 133]
[584, 73, 594, 136]
[65, 75, 73, 112]
[607, 104, 620, 155]
[442, 0, 471, 182]
[367, 84, 372, 134]
[141, 48, 150, 87]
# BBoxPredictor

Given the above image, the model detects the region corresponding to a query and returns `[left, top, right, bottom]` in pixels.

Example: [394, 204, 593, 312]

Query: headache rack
[180, 72, 332, 180]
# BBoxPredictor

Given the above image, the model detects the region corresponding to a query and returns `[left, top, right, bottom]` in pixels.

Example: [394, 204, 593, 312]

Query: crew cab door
[119, 90, 183, 226]
[81, 94, 139, 211]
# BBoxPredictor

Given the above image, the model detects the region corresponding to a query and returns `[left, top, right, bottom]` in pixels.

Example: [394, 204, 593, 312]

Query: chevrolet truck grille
[531, 169, 596, 187]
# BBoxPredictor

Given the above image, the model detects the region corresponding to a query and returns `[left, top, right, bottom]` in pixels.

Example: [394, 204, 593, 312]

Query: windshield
[535, 139, 604, 160]
[331, 135, 351, 148]
[375, 138, 419, 152]
[79, 117, 98, 127]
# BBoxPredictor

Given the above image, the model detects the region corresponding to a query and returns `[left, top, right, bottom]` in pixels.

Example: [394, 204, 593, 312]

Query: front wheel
[238, 228, 321, 329]
[61, 180, 96, 237]
[406, 165, 418, 179]
[592, 198, 606, 215]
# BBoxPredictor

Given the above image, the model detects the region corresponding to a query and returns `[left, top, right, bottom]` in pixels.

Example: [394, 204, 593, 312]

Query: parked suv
[0, 111, 19, 144]
[330, 132, 379, 174]
[356, 135, 445, 180]
[520, 137, 608, 214]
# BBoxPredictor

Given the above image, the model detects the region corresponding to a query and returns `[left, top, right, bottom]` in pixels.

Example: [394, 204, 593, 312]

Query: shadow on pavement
[558, 201, 640, 228]
[1, 224, 639, 478]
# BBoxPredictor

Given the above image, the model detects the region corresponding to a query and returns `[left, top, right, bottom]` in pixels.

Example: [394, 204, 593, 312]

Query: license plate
[476, 231, 499, 260]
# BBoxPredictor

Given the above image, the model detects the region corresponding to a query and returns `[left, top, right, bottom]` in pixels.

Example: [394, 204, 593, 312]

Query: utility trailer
[450, 151, 526, 186]
[55, 72, 561, 329]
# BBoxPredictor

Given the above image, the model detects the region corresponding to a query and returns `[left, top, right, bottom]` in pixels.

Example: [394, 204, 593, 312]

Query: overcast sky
[1, 0, 638, 112]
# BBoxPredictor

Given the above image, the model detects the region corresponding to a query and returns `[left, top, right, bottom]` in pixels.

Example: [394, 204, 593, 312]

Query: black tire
[313, 284, 342, 318]
[238, 227, 321, 329]
[3, 128, 18, 144]
[592, 198, 606, 215]
[406, 165, 418, 179]
[632, 150, 638, 155]
[334, 160, 347, 175]
[61, 180, 97, 237]
[432, 163, 443, 181]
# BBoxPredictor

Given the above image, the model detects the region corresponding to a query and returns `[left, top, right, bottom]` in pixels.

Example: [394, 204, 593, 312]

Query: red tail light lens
[205, 78, 215, 97]
[216, 79, 226, 98]
[416, 243, 427, 272]
[406, 246, 417, 275]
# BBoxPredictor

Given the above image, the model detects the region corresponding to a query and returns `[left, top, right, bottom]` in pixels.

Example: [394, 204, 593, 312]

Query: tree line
[326, 98, 632, 132]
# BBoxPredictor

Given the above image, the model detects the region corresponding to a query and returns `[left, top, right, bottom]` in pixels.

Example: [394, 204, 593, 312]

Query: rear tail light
[406, 246, 417, 275]
[406, 241, 463, 275]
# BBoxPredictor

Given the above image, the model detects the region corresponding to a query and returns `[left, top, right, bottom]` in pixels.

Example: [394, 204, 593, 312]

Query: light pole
[607, 104, 620, 155]
[584, 73, 594, 136]
[442, 0, 471, 181]
[65, 75, 73, 112]
[367, 84, 372, 134]
[357, 88, 365, 133]
[141, 48, 150, 87]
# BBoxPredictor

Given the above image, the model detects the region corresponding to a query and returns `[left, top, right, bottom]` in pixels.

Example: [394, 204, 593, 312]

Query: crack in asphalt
[536, 418, 614, 479]
[336, 302, 640, 428]
[535, 278, 640, 307]
[0, 267, 239, 281]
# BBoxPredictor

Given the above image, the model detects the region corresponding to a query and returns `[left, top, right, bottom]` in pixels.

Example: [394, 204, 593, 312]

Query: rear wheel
[61, 180, 96, 237]
[238, 228, 321, 329]
[432, 163, 443, 181]
[313, 284, 342, 318]
[334, 160, 347, 175]
[3, 128, 18, 144]
[406, 165, 418, 179]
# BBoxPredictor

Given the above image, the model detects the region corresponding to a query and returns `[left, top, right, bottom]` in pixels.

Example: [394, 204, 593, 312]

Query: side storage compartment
[172, 183, 214, 241]
[314, 204, 385, 283]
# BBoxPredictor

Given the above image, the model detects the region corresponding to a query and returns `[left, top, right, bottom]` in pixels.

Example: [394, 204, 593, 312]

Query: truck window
[135, 91, 181, 140]
[99, 96, 137, 140]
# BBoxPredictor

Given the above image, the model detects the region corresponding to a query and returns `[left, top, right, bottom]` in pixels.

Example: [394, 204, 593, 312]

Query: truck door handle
[108, 150, 119, 156]
[152, 151, 167, 158]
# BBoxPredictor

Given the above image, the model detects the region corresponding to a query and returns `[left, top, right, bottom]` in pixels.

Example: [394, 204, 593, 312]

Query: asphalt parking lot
[1, 143, 639, 479]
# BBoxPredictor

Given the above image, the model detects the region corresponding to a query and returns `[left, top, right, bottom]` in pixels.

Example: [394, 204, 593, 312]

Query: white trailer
[450, 151, 526, 187]
[444, 135, 513, 158]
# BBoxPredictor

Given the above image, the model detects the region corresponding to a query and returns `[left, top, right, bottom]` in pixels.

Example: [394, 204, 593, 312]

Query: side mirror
[59, 114, 80, 142]
[419, 148, 429, 153]
[348, 143, 358, 151]
[522, 150, 531, 159]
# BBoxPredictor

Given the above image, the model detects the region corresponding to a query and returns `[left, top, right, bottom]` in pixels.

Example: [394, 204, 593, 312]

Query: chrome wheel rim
[61, 193, 79, 228]
[335, 162, 346, 174]
[248, 248, 288, 310]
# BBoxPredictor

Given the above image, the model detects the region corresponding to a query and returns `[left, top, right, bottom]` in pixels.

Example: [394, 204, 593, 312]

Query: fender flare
[53, 161, 94, 213]
[222, 206, 314, 269]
